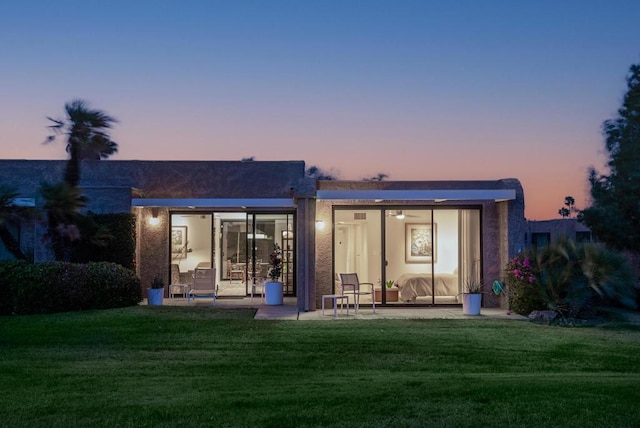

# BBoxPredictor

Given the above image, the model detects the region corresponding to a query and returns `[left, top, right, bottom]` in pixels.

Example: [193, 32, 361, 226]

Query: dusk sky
[1, 1, 639, 220]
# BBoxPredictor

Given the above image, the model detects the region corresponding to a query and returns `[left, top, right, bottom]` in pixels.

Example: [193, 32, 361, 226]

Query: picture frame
[405, 223, 437, 263]
[171, 226, 188, 258]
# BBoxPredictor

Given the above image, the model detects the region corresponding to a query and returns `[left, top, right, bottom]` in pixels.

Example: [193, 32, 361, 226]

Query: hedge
[0, 261, 142, 315]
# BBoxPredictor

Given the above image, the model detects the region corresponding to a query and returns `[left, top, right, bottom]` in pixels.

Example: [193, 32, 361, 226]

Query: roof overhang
[315, 189, 516, 202]
[131, 198, 295, 208]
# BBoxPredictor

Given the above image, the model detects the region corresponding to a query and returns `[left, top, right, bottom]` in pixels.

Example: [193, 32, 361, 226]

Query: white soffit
[315, 189, 516, 202]
[131, 198, 295, 208]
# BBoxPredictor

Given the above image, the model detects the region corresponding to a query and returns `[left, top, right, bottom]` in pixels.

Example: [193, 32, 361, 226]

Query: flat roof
[131, 198, 295, 208]
[315, 189, 516, 202]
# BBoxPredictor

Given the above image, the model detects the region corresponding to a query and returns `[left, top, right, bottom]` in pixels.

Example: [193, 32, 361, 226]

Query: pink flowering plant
[504, 253, 545, 315]
[511, 256, 536, 284]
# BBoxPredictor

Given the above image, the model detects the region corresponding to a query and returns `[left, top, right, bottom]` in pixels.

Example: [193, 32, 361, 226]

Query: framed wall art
[405, 223, 437, 263]
[171, 226, 188, 258]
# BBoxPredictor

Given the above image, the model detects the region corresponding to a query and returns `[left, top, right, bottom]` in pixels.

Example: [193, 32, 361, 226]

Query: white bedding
[395, 273, 459, 302]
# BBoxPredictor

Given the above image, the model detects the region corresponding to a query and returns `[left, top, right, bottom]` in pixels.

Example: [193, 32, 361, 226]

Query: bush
[505, 238, 637, 319]
[505, 254, 546, 315]
[0, 261, 142, 315]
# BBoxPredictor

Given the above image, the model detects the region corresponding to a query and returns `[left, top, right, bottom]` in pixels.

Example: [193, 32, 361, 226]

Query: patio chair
[227, 259, 244, 283]
[339, 273, 376, 314]
[169, 264, 189, 298]
[188, 267, 217, 306]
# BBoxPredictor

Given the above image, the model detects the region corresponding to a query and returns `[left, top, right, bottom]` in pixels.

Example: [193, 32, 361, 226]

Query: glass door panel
[334, 209, 381, 305]
[170, 213, 214, 296]
[432, 210, 460, 304]
[384, 209, 434, 304]
[218, 212, 248, 297]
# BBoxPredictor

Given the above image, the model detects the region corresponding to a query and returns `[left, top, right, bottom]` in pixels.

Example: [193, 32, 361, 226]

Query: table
[321, 294, 350, 317]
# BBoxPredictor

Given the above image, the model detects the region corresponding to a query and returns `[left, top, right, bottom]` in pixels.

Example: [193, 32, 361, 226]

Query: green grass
[1, 306, 639, 427]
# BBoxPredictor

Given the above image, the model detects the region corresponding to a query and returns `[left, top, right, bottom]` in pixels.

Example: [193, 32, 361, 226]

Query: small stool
[322, 294, 350, 317]
[169, 283, 189, 298]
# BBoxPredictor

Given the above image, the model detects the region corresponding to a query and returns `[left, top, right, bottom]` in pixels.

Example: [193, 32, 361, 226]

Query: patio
[150, 296, 526, 321]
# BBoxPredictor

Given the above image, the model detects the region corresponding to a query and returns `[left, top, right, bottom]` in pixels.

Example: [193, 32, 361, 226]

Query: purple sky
[1, 0, 639, 219]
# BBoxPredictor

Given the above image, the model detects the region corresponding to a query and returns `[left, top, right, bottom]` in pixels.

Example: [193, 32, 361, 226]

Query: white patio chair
[339, 273, 376, 314]
[188, 267, 217, 306]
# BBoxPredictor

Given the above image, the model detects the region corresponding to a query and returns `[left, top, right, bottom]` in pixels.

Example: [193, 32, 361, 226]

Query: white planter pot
[462, 293, 482, 316]
[147, 288, 164, 306]
[265, 281, 283, 305]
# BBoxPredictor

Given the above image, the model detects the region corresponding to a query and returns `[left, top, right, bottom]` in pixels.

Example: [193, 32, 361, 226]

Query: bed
[395, 273, 459, 302]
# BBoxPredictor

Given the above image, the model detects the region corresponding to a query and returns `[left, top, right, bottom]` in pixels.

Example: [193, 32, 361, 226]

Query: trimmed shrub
[0, 261, 142, 315]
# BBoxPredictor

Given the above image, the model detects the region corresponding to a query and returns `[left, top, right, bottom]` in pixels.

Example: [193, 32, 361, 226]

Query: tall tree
[43, 99, 118, 261]
[46, 99, 118, 186]
[581, 63, 640, 254]
[559, 196, 575, 218]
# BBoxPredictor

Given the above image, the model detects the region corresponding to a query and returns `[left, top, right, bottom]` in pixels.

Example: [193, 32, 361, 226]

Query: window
[576, 231, 592, 243]
[531, 233, 550, 248]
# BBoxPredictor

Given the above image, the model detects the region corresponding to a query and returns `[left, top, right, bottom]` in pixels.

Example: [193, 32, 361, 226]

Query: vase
[147, 288, 164, 306]
[375, 287, 399, 302]
[462, 293, 482, 315]
[265, 281, 283, 305]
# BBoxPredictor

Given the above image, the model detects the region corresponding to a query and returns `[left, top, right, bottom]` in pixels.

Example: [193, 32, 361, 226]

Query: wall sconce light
[395, 210, 405, 220]
[316, 220, 325, 230]
[148, 207, 160, 226]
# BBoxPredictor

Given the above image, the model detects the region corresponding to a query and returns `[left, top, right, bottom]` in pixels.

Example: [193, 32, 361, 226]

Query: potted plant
[375, 280, 399, 302]
[147, 274, 165, 306]
[265, 243, 283, 305]
[462, 278, 483, 315]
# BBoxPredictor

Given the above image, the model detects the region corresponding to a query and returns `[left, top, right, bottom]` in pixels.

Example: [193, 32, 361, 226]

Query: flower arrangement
[268, 243, 283, 281]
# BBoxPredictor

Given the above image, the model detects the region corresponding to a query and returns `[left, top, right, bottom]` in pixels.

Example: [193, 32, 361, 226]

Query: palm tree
[46, 99, 118, 186]
[44, 100, 118, 260]
[0, 185, 32, 260]
[40, 182, 87, 261]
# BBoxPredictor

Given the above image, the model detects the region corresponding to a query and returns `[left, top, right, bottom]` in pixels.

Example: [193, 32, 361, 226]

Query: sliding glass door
[219, 213, 295, 296]
[334, 207, 481, 305]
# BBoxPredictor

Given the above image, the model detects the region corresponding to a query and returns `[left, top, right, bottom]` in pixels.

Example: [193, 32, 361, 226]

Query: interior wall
[171, 214, 212, 272]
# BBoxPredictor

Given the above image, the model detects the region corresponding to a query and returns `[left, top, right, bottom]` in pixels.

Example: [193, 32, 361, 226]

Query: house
[525, 219, 593, 248]
[0, 159, 525, 311]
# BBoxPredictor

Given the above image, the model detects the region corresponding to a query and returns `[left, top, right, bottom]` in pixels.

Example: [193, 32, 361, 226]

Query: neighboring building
[525, 219, 593, 249]
[0, 160, 525, 311]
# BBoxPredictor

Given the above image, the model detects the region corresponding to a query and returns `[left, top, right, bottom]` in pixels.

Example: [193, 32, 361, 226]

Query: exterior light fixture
[316, 220, 325, 230]
[148, 207, 160, 226]
[395, 211, 405, 220]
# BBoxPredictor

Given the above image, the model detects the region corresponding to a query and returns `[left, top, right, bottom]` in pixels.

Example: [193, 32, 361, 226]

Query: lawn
[1, 306, 639, 428]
